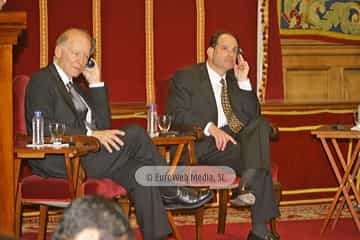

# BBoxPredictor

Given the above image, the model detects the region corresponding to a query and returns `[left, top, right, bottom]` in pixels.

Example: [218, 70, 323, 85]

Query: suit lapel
[198, 64, 218, 123]
[47, 64, 80, 117]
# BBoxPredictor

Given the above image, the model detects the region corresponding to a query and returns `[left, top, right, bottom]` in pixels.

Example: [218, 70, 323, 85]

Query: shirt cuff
[237, 78, 252, 91]
[89, 82, 105, 88]
[204, 122, 214, 136]
[86, 127, 93, 136]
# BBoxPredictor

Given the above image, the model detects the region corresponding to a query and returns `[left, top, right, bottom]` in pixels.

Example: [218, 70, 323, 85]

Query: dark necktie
[220, 78, 244, 133]
[66, 82, 88, 114]
[66, 82, 97, 129]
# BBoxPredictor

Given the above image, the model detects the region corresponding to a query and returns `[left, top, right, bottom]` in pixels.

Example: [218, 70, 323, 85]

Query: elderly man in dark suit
[25, 28, 212, 240]
[167, 31, 280, 240]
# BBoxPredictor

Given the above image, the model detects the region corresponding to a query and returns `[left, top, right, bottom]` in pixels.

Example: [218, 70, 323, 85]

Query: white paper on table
[350, 125, 360, 131]
[26, 143, 70, 148]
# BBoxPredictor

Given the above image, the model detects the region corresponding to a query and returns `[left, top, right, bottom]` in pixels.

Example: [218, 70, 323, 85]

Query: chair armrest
[173, 125, 205, 140]
[270, 124, 279, 141]
[173, 123, 279, 141]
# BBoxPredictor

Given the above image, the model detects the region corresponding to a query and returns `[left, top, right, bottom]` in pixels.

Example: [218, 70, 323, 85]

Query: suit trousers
[82, 125, 172, 240]
[194, 117, 280, 223]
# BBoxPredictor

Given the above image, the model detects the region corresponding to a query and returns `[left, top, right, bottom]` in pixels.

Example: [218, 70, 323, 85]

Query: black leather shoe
[247, 231, 280, 240]
[162, 187, 213, 210]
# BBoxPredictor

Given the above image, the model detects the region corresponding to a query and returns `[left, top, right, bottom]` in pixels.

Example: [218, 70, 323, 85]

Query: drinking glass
[49, 122, 66, 144]
[354, 108, 360, 127]
[158, 115, 172, 134]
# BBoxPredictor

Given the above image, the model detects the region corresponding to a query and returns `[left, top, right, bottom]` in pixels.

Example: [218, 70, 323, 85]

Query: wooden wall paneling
[0, 11, 26, 235]
[284, 67, 330, 101]
[281, 39, 360, 102]
[344, 68, 360, 101]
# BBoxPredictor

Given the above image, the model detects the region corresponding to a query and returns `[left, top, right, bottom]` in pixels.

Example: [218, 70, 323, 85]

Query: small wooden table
[152, 134, 198, 175]
[14, 135, 100, 200]
[311, 126, 360, 233]
[152, 134, 203, 240]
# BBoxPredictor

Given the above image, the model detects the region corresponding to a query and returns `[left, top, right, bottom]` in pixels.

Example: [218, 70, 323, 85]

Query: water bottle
[32, 111, 44, 145]
[147, 103, 158, 137]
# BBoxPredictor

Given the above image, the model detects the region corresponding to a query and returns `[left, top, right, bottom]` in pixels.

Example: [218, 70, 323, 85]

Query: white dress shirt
[54, 63, 104, 135]
[204, 62, 252, 136]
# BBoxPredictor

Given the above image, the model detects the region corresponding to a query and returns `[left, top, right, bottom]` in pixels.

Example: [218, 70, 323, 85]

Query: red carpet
[21, 204, 359, 239]
[169, 219, 359, 240]
[22, 218, 359, 240]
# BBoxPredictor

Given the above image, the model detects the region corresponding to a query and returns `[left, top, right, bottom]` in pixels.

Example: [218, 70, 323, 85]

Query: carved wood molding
[145, 0, 154, 105]
[281, 39, 360, 56]
[261, 101, 357, 112]
[92, 0, 101, 70]
[0, 12, 26, 44]
[39, 0, 48, 68]
[196, 0, 205, 63]
[257, 0, 269, 101]
[111, 102, 148, 119]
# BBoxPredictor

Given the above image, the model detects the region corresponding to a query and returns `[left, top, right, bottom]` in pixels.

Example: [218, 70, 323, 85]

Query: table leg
[14, 157, 21, 201]
[64, 155, 75, 199]
[333, 139, 360, 204]
[320, 138, 360, 233]
[168, 144, 185, 175]
[187, 141, 197, 165]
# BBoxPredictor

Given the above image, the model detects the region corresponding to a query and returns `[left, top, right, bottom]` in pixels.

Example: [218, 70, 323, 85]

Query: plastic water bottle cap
[34, 111, 42, 117]
[149, 103, 156, 110]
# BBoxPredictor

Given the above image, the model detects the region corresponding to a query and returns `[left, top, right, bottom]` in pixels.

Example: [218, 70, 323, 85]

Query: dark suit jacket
[167, 63, 260, 130]
[25, 64, 111, 177]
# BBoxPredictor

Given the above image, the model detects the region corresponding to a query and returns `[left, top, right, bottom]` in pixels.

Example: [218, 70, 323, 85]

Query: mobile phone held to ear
[235, 48, 243, 65]
[86, 58, 95, 68]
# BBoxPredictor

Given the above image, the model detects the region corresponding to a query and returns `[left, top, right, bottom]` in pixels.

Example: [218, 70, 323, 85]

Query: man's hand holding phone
[234, 48, 249, 81]
[82, 58, 101, 84]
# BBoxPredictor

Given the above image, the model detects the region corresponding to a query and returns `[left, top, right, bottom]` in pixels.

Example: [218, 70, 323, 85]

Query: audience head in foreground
[0, 0, 7, 10]
[52, 195, 134, 240]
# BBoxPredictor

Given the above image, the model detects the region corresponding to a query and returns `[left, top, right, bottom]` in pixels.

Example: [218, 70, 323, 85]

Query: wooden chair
[13, 75, 128, 240]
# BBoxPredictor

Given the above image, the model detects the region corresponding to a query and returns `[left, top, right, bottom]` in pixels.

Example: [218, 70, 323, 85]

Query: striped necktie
[66, 82, 88, 114]
[66, 82, 97, 129]
[220, 78, 244, 133]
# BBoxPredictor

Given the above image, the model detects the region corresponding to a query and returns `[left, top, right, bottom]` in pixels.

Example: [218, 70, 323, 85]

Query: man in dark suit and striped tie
[167, 31, 280, 240]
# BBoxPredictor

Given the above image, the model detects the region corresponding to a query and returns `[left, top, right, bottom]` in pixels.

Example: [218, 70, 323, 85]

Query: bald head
[56, 28, 95, 55]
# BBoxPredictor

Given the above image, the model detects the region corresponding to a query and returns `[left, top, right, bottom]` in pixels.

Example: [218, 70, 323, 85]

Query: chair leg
[15, 195, 22, 238]
[217, 189, 229, 234]
[166, 211, 182, 240]
[38, 205, 48, 240]
[269, 218, 280, 239]
[195, 206, 204, 240]
[117, 195, 131, 218]
[269, 182, 282, 238]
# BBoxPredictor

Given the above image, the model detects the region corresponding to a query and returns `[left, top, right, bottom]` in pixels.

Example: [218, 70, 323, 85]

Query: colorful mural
[278, 0, 360, 40]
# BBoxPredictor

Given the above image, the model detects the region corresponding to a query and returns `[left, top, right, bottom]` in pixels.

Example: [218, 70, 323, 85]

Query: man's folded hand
[208, 124, 237, 151]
